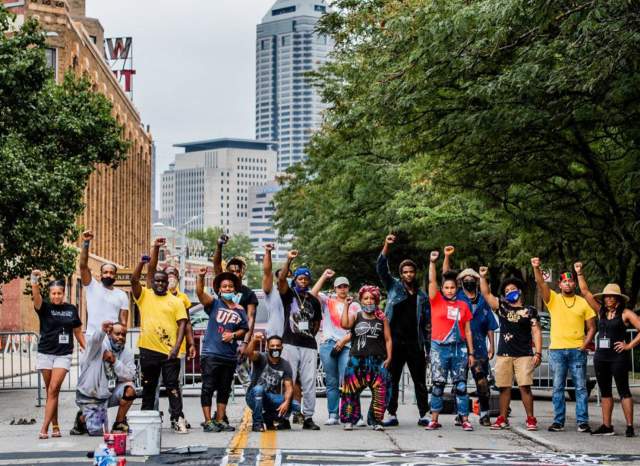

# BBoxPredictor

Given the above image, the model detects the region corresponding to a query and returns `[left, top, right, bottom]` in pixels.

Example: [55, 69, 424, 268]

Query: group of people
[30, 231, 640, 439]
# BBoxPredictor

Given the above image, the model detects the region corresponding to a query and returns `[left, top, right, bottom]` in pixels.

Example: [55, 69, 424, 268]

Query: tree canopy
[0, 7, 129, 287]
[274, 0, 640, 306]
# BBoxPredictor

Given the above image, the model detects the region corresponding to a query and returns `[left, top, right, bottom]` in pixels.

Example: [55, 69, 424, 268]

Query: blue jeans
[245, 385, 301, 425]
[430, 341, 469, 416]
[549, 349, 589, 425]
[319, 340, 350, 417]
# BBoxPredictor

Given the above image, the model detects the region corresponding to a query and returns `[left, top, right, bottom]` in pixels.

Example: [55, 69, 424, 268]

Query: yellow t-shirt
[171, 289, 192, 356]
[545, 290, 596, 349]
[135, 287, 188, 355]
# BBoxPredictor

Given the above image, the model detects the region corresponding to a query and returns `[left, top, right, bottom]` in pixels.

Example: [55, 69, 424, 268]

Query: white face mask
[168, 277, 178, 290]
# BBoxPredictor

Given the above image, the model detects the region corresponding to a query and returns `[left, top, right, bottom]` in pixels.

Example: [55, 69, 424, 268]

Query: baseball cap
[334, 276, 350, 287]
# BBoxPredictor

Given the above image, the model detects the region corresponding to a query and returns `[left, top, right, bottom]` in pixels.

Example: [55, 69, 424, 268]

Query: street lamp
[178, 214, 202, 290]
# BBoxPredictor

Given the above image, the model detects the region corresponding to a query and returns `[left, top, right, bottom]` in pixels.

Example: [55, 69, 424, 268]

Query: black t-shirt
[495, 299, 539, 357]
[280, 288, 322, 349]
[350, 313, 387, 358]
[239, 285, 259, 312]
[249, 352, 293, 394]
[36, 302, 82, 356]
[391, 291, 418, 345]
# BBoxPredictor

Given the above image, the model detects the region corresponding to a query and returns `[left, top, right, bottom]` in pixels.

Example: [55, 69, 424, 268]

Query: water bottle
[93, 443, 108, 466]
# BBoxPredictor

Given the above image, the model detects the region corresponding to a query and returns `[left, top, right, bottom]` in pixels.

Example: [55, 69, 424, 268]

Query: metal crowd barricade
[0, 332, 42, 405]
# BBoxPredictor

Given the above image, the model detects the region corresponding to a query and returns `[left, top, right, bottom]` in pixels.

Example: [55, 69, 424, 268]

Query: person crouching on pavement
[339, 285, 392, 431]
[245, 333, 299, 432]
[196, 268, 249, 433]
[72, 321, 136, 436]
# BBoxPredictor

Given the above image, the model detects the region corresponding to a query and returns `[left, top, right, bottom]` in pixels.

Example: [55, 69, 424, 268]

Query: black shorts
[200, 356, 236, 406]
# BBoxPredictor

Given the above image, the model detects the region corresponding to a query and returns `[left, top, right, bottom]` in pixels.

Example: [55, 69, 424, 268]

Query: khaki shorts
[495, 355, 535, 388]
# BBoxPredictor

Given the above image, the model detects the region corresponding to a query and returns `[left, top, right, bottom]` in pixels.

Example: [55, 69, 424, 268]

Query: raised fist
[323, 269, 335, 278]
[385, 234, 396, 245]
[264, 243, 275, 252]
[102, 321, 114, 334]
[198, 267, 208, 277]
[288, 250, 299, 260]
[31, 269, 42, 278]
[253, 333, 264, 343]
[444, 245, 455, 256]
[530, 257, 541, 268]
[573, 262, 583, 274]
[218, 234, 229, 246]
[479, 266, 489, 278]
[82, 230, 94, 241]
[153, 237, 166, 248]
[430, 251, 440, 263]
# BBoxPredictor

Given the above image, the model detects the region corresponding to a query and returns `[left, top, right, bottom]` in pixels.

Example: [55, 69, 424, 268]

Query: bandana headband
[560, 272, 575, 281]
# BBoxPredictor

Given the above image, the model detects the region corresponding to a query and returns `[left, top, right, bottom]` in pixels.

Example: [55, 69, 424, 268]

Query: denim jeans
[430, 341, 469, 416]
[549, 349, 589, 425]
[318, 340, 351, 417]
[245, 385, 301, 424]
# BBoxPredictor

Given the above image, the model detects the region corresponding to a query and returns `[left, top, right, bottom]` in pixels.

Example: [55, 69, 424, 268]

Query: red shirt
[429, 291, 472, 343]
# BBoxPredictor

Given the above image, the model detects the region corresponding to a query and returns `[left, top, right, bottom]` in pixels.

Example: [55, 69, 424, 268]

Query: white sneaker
[172, 416, 189, 434]
[356, 418, 367, 428]
[343, 423, 353, 431]
[373, 424, 385, 431]
[324, 416, 339, 426]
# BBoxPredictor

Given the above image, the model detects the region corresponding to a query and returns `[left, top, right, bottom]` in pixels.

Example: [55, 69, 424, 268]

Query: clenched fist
[385, 234, 396, 245]
[444, 245, 455, 256]
[430, 251, 440, 263]
[82, 230, 94, 241]
[530, 257, 541, 269]
[479, 266, 489, 278]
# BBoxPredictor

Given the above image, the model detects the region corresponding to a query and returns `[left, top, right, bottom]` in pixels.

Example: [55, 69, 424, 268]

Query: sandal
[38, 432, 49, 439]
[51, 424, 62, 438]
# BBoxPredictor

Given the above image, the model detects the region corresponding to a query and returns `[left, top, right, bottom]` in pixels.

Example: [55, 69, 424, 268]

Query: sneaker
[454, 414, 463, 426]
[171, 417, 189, 434]
[548, 423, 564, 432]
[324, 416, 339, 426]
[578, 423, 591, 433]
[626, 426, 635, 438]
[479, 415, 491, 427]
[382, 415, 399, 427]
[264, 420, 276, 430]
[373, 424, 385, 431]
[356, 418, 367, 428]
[302, 417, 320, 430]
[526, 416, 538, 431]
[111, 420, 129, 433]
[425, 420, 442, 430]
[215, 420, 236, 432]
[490, 416, 510, 430]
[252, 423, 265, 432]
[276, 419, 291, 430]
[202, 419, 222, 433]
[70, 411, 87, 436]
[292, 412, 304, 424]
[462, 420, 474, 431]
[591, 424, 614, 436]
[417, 416, 430, 427]
[343, 423, 353, 431]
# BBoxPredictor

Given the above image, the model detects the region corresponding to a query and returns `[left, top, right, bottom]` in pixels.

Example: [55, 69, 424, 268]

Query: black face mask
[462, 281, 477, 292]
[101, 277, 116, 287]
[268, 349, 281, 359]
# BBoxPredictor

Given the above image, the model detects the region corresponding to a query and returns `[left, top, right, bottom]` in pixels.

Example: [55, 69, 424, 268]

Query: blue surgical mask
[294, 285, 308, 294]
[505, 290, 521, 304]
[109, 338, 124, 353]
[362, 304, 377, 314]
[221, 292, 236, 302]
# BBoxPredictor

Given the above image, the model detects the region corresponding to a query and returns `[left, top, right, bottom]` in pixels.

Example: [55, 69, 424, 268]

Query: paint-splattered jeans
[430, 340, 470, 416]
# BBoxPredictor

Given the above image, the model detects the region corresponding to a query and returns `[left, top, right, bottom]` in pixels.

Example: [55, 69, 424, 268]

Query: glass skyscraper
[256, 0, 333, 171]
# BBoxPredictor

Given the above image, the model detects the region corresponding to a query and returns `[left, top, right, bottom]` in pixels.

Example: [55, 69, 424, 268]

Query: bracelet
[82, 240, 90, 248]
[535, 352, 542, 357]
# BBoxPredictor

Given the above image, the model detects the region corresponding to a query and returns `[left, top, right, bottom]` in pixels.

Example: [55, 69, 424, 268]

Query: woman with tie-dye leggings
[339, 285, 392, 431]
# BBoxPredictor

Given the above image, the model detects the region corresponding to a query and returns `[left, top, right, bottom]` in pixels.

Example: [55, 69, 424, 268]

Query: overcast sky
[86, 0, 274, 207]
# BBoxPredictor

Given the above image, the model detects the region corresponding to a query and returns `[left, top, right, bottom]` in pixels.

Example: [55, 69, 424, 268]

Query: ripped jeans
[430, 341, 469, 416]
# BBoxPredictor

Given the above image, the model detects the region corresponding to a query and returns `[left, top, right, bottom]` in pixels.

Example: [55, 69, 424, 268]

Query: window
[272, 6, 295, 16]
[45, 48, 57, 79]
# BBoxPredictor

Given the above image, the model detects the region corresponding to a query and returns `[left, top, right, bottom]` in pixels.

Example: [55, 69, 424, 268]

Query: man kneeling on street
[72, 321, 136, 436]
[246, 333, 299, 432]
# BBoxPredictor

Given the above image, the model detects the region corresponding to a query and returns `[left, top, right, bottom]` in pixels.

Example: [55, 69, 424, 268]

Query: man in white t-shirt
[79, 230, 129, 334]
[262, 243, 286, 338]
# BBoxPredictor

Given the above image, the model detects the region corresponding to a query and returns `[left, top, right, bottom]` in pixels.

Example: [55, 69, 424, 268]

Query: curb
[511, 426, 562, 453]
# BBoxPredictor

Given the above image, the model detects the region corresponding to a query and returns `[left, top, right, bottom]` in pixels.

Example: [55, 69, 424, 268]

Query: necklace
[561, 294, 576, 309]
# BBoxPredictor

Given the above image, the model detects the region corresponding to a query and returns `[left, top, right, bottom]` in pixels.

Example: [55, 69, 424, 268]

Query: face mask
[294, 285, 308, 294]
[109, 338, 124, 353]
[505, 290, 521, 304]
[362, 304, 377, 314]
[221, 292, 237, 302]
[462, 281, 477, 292]
[168, 277, 178, 290]
[268, 349, 281, 358]
[101, 277, 115, 287]
[286, 278, 293, 286]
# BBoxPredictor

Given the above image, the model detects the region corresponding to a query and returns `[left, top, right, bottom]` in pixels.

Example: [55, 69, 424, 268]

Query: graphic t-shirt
[429, 292, 472, 343]
[495, 298, 539, 357]
[545, 290, 596, 349]
[134, 287, 188, 356]
[85, 278, 129, 336]
[249, 352, 293, 394]
[202, 299, 249, 361]
[318, 293, 359, 345]
[390, 292, 418, 345]
[36, 302, 82, 355]
[280, 288, 322, 349]
[457, 290, 498, 358]
[350, 312, 387, 358]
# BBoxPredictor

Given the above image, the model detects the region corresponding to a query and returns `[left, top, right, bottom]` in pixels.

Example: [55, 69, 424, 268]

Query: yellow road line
[226, 408, 252, 466]
[259, 426, 278, 466]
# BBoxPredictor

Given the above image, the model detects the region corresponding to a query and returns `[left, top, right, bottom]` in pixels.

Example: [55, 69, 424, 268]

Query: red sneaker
[461, 421, 474, 431]
[490, 415, 510, 430]
[425, 420, 442, 430]
[526, 416, 538, 431]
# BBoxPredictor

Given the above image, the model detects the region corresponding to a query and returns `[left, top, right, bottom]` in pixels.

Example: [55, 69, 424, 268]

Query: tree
[0, 8, 129, 288]
[187, 228, 261, 288]
[275, 0, 640, 305]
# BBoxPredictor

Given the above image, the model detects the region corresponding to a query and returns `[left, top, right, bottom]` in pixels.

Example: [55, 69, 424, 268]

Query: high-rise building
[256, 0, 333, 171]
[248, 182, 291, 262]
[161, 139, 277, 236]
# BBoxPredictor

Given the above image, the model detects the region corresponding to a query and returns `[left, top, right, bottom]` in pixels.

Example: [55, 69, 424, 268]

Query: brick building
[0, 0, 152, 331]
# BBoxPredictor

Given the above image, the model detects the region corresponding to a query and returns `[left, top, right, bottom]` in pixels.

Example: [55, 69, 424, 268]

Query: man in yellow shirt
[131, 254, 188, 434]
[532, 257, 596, 434]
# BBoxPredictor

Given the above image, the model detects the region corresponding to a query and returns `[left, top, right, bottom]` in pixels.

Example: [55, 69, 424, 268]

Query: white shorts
[36, 352, 72, 371]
